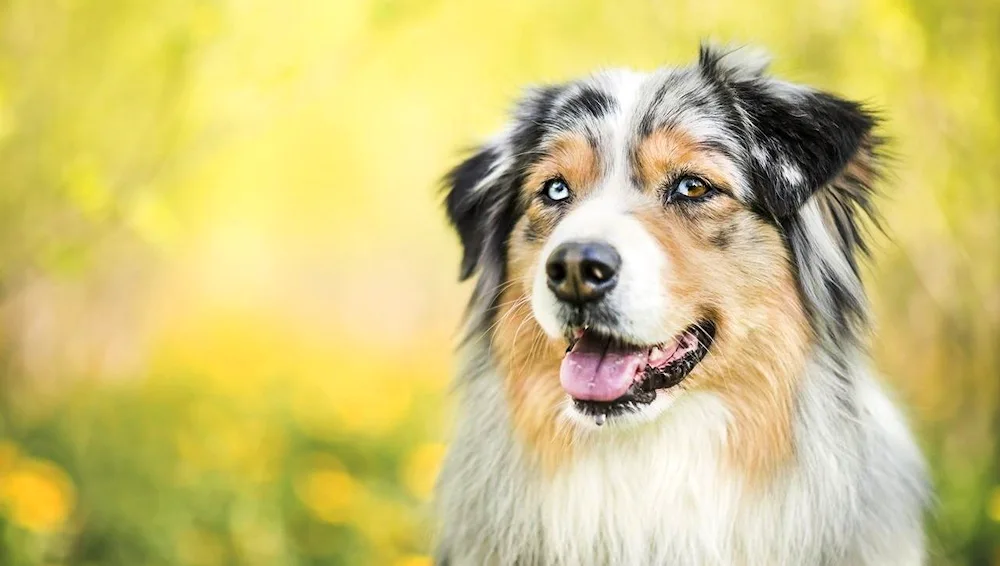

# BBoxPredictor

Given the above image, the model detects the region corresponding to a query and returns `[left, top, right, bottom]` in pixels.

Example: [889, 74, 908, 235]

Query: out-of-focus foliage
[0, 0, 996, 564]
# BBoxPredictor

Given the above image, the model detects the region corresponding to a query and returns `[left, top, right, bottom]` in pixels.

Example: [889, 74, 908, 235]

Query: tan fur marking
[635, 128, 734, 193]
[633, 199, 810, 485]
[519, 134, 602, 244]
[523, 134, 600, 200]
[493, 217, 574, 471]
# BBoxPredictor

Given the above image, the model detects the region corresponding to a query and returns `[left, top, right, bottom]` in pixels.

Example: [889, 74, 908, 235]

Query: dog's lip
[567, 321, 717, 423]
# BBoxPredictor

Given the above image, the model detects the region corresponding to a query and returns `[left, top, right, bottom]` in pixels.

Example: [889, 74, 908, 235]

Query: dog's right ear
[443, 140, 513, 281]
[444, 85, 563, 284]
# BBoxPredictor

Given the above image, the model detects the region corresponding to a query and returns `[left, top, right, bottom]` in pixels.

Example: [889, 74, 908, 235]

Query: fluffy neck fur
[435, 342, 927, 566]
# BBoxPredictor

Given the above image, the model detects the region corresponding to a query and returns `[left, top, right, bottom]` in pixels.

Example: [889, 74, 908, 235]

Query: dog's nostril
[546, 260, 567, 284]
[584, 261, 610, 283]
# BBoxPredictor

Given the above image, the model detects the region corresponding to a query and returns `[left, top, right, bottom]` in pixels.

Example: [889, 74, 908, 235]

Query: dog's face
[445, 46, 877, 465]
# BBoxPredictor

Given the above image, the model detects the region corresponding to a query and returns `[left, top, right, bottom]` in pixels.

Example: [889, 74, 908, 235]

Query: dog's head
[444, 45, 879, 462]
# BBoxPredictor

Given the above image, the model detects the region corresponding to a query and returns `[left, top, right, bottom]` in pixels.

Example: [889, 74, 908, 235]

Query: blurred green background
[0, 0, 997, 564]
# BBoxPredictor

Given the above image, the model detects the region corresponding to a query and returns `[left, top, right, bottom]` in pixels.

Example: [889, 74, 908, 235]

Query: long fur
[436, 44, 930, 566]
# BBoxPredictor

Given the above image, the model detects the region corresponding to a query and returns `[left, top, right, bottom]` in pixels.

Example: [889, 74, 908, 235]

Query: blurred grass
[0, 0, 997, 564]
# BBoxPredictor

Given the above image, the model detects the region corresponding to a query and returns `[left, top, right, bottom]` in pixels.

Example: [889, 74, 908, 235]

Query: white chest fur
[537, 392, 743, 566]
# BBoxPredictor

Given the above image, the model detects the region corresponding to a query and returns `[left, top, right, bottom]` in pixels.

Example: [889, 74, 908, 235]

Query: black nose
[545, 241, 621, 305]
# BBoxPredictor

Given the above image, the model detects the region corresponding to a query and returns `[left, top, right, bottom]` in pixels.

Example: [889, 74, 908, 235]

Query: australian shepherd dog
[434, 44, 930, 565]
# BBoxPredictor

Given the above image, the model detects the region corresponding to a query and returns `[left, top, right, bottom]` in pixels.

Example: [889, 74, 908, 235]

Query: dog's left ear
[698, 44, 877, 218]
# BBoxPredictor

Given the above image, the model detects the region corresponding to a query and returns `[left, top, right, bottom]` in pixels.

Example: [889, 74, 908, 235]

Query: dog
[434, 44, 930, 565]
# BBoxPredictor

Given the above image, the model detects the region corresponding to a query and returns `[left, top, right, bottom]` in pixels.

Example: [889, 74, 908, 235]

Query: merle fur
[557, 86, 617, 123]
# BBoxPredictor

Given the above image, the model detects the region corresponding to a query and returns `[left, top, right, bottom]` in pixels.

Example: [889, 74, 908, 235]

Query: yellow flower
[987, 486, 1000, 523]
[0, 458, 75, 532]
[394, 555, 432, 566]
[401, 443, 446, 500]
[294, 455, 360, 524]
[331, 372, 414, 436]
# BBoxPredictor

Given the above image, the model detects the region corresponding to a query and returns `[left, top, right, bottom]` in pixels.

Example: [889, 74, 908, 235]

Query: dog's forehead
[533, 67, 748, 196]
[544, 69, 739, 150]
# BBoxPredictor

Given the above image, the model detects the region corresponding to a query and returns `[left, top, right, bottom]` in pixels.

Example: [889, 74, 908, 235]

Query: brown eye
[670, 176, 715, 201]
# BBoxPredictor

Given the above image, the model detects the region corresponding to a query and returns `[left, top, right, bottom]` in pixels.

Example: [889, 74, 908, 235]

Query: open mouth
[560, 321, 716, 425]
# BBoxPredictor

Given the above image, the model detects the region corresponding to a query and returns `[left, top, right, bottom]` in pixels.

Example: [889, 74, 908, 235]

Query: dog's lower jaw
[434, 352, 929, 566]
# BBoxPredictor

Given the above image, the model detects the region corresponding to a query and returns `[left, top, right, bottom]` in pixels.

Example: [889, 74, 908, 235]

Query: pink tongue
[560, 333, 648, 402]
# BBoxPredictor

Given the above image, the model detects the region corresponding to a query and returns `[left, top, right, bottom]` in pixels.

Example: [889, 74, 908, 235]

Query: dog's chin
[557, 320, 716, 428]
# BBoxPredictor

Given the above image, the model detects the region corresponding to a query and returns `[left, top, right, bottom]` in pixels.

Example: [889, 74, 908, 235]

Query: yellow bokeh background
[0, 0, 996, 564]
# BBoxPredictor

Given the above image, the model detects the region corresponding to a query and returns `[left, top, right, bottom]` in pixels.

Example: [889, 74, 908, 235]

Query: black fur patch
[736, 86, 876, 218]
[511, 85, 564, 155]
[558, 86, 616, 122]
[444, 146, 501, 280]
[696, 43, 876, 220]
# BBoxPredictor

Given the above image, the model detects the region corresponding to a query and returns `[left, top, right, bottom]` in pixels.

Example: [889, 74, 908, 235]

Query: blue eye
[543, 178, 571, 203]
